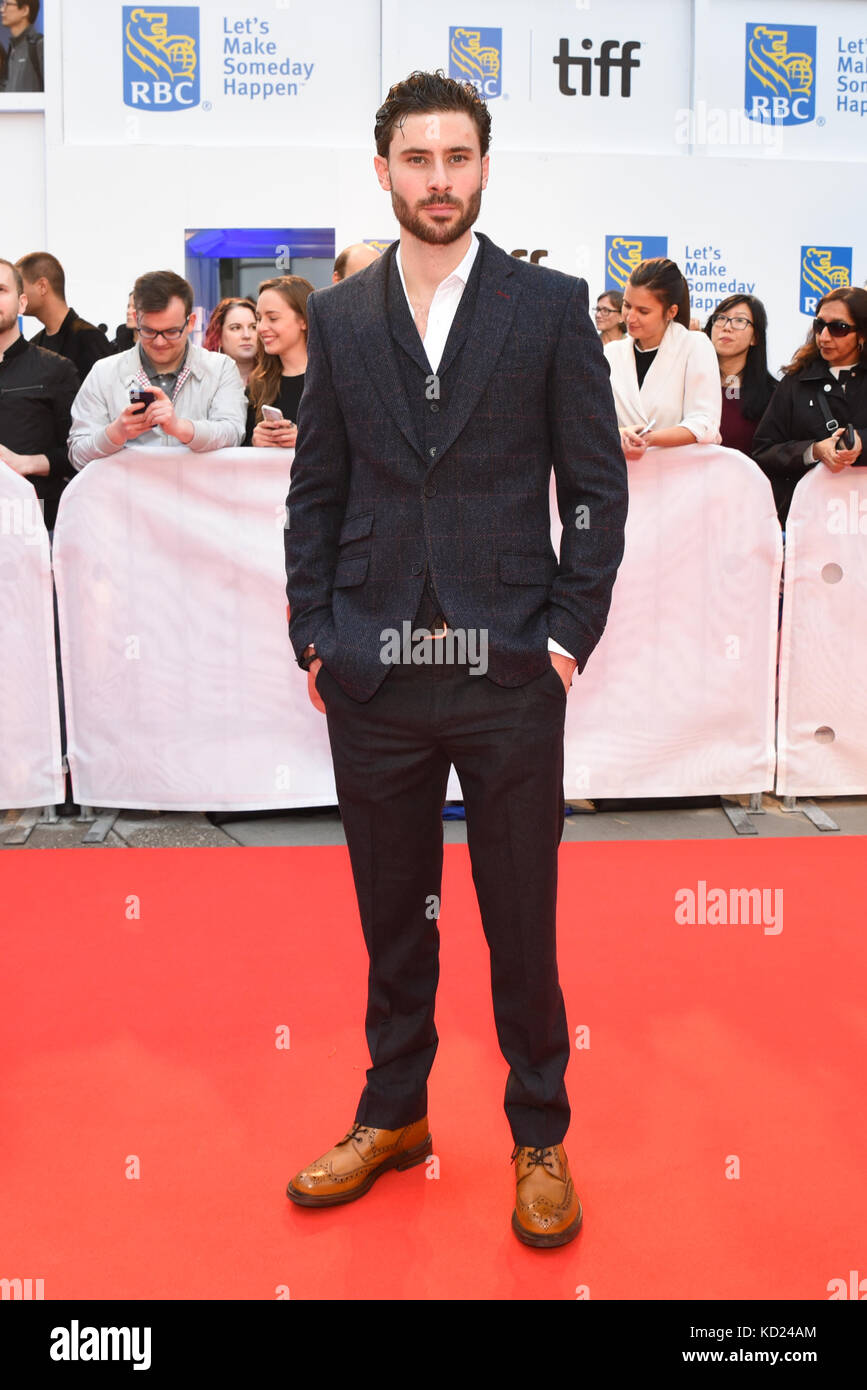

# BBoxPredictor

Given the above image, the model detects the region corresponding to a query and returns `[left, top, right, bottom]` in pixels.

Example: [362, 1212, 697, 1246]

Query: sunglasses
[813, 317, 856, 338]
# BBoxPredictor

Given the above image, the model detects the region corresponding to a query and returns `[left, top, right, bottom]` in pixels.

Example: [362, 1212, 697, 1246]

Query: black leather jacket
[0, 336, 79, 530]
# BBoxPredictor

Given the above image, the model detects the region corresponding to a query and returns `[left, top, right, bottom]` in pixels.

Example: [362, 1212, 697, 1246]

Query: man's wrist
[171, 417, 195, 444]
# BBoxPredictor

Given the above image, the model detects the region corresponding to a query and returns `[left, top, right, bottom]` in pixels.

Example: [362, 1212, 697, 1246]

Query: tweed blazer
[285, 232, 628, 701]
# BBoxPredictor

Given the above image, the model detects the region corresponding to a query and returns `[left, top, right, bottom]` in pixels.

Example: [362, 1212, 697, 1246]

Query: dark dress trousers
[285, 233, 628, 1145]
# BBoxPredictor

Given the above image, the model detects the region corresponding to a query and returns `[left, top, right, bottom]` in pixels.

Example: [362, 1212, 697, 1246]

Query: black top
[0, 334, 80, 530]
[244, 372, 305, 444]
[633, 343, 658, 389]
[1, 24, 43, 92]
[112, 325, 137, 353]
[752, 358, 866, 526]
[31, 308, 115, 383]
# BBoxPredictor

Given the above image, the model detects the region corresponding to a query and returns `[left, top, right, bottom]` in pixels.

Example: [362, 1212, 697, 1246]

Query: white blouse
[603, 320, 722, 443]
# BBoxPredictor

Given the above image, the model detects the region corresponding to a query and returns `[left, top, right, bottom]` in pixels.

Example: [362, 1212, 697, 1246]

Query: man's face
[374, 110, 488, 247]
[0, 0, 30, 36]
[136, 295, 196, 370]
[0, 268, 25, 335]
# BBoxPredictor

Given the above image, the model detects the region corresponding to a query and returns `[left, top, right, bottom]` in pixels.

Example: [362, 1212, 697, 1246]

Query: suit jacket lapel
[349, 245, 427, 463]
[430, 233, 520, 467]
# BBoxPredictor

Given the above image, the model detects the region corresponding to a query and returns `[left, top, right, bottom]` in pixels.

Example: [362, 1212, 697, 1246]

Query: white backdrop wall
[9, 0, 867, 372]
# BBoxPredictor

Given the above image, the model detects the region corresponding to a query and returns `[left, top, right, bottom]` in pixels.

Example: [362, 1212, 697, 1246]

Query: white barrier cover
[0, 466, 64, 808]
[555, 445, 781, 798]
[52, 448, 339, 811]
[776, 466, 867, 797]
[52, 445, 780, 810]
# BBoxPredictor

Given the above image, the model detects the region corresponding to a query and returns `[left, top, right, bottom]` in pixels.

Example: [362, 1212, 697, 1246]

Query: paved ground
[3, 794, 865, 848]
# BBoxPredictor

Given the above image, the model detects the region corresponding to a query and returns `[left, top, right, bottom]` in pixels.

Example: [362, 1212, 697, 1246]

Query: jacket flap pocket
[333, 555, 369, 588]
[499, 553, 556, 585]
[338, 510, 374, 544]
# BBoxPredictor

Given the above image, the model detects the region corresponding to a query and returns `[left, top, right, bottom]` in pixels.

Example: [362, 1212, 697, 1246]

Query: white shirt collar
[395, 229, 479, 299]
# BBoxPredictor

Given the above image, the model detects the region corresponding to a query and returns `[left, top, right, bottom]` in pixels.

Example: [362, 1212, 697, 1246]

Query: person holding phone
[604, 257, 721, 462]
[68, 270, 246, 469]
[245, 275, 313, 447]
[751, 286, 866, 527]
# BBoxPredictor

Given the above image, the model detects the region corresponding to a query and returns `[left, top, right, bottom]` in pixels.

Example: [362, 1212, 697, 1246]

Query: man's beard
[390, 187, 482, 245]
[0, 307, 20, 335]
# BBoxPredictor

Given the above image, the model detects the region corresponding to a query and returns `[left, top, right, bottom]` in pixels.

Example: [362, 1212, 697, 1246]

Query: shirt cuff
[803, 443, 816, 464]
[548, 638, 576, 661]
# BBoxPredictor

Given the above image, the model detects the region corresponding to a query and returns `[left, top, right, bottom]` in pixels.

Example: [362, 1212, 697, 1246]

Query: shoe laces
[511, 1144, 558, 1173]
[341, 1123, 376, 1147]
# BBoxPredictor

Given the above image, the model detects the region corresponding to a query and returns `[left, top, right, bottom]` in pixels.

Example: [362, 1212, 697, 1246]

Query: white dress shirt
[394, 231, 574, 662]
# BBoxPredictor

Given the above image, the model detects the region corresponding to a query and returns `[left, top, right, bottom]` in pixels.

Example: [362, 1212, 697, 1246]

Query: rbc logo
[449, 27, 502, 99]
[745, 23, 815, 126]
[605, 236, 668, 292]
[799, 246, 852, 315]
[123, 7, 200, 110]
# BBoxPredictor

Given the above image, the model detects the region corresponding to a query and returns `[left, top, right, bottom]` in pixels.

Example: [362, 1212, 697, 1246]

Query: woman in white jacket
[604, 258, 722, 462]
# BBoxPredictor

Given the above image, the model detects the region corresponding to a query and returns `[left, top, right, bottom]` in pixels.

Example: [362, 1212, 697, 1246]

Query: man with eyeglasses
[68, 270, 247, 470]
[0, 0, 43, 94]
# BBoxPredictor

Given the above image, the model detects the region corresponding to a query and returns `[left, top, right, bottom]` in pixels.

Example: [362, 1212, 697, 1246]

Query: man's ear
[187, 312, 197, 331]
[374, 154, 391, 192]
[481, 153, 490, 190]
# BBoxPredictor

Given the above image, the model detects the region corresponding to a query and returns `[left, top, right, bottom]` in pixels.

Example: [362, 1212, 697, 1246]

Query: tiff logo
[553, 38, 641, 97]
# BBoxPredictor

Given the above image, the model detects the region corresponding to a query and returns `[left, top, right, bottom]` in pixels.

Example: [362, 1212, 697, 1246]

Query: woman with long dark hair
[704, 294, 777, 454]
[245, 275, 314, 447]
[203, 297, 258, 386]
[751, 286, 866, 526]
[604, 257, 721, 462]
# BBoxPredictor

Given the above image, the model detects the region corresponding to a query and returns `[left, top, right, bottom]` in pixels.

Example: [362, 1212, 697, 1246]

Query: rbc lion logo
[799, 246, 852, 315]
[604, 236, 668, 292]
[745, 23, 815, 126]
[449, 27, 502, 99]
[123, 7, 200, 110]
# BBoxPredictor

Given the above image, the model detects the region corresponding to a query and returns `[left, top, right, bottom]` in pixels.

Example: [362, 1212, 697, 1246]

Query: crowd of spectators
[1, 244, 865, 537]
[1, 241, 865, 819]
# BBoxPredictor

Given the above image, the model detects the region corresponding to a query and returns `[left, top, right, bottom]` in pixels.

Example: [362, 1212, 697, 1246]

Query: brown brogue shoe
[511, 1143, 583, 1248]
[286, 1118, 432, 1207]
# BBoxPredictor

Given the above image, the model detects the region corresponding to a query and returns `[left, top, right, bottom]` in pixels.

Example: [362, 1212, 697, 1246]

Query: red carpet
[1, 838, 864, 1301]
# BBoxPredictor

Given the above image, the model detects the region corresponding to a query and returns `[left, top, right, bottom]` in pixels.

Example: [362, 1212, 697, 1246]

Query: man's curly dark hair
[374, 69, 492, 158]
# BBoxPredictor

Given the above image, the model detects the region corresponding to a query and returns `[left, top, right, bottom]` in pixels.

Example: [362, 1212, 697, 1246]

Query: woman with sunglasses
[752, 286, 866, 526]
[704, 295, 777, 454]
[594, 290, 626, 344]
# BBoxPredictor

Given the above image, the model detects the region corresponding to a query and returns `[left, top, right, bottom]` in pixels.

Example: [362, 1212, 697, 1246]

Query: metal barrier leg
[3, 809, 41, 843]
[82, 809, 120, 844]
[778, 797, 839, 831]
[719, 794, 762, 834]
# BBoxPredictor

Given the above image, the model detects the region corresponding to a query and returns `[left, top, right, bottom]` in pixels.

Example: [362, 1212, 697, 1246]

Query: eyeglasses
[137, 316, 190, 342]
[813, 317, 856, 338]
[712, 314, 753, 330]
[595, 306, 619, 317]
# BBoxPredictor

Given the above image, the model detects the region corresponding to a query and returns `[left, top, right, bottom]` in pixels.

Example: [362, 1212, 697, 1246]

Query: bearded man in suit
[284, 71, 628, 1247]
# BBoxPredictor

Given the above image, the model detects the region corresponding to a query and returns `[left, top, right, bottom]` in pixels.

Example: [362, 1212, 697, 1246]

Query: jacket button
[429, 403, 440, 412]
[410, 563, 422, 576]
[824, 383, 832, 392]
[429, 446, 437, 457]
[423, 483, 437, 498]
